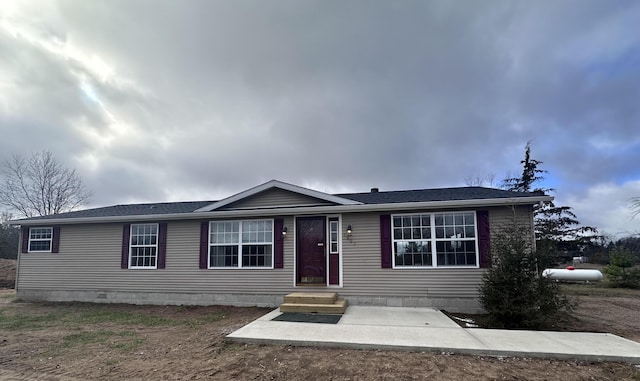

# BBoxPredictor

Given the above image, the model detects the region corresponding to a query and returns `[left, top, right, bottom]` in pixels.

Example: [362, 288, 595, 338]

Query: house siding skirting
[16, 289, 482, 313]
[15, 205, 531, 314]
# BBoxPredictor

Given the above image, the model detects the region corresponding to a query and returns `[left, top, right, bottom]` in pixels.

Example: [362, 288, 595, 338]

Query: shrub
[479, 220, 571, 329]
[603, 248, 640, 289]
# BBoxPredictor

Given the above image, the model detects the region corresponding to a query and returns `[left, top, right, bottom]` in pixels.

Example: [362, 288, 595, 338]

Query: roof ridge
[335, 186, 518, 196]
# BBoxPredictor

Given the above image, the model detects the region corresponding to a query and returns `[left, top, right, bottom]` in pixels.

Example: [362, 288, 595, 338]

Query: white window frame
[391, 211, 479, 269]
[129, 223, 159, 270]
[329, 220, 339, 254]
[208, 219, 274, 269]
[28, 227, 53, 253]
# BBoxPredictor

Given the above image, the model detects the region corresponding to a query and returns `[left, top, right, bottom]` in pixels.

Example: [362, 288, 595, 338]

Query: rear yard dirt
[1, 259, 639, 380]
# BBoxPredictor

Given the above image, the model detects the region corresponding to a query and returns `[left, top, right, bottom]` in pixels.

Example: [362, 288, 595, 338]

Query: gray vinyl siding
[339, 205, 533, 299]
[16, 205, 533, 304]
[221, 188, 334, 210]
[17, 219, 296, 294]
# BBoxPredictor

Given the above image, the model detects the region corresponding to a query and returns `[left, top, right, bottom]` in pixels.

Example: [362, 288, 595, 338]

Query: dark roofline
[336, 186, 543, 204]
[337, 186, 542, 197]
[10, 186, 549, 225]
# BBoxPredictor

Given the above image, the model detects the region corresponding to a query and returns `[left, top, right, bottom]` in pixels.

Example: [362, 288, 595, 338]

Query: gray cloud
[1, 0, 639, 234]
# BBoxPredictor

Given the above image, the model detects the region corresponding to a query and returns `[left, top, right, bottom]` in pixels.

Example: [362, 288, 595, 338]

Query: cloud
[561, 180, 640, 238]
[0, 0, 638, 236]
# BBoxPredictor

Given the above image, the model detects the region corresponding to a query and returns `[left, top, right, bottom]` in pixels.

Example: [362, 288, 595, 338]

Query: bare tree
[464, 173, 498, 187]
[0, 151, 91, 217]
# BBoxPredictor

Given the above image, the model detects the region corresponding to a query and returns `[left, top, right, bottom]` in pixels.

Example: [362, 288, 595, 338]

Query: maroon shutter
[477, 210, 491, 268]
[21, 227, 29, 253]
[157, 223, 167, 269]
[51, 226, 61, 253]
[380, 214, 392, 268]
[121, 224, 131, 269]
[274, 218, 284, 268]
[199, 222, 209, 269]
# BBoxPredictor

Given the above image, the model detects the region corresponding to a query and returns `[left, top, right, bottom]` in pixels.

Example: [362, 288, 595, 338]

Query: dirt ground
[1, 260, 639, 380]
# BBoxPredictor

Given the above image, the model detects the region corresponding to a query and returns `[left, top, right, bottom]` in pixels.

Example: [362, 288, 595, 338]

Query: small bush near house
[479, 219, 572, 329]
[603, 248, 640, 289]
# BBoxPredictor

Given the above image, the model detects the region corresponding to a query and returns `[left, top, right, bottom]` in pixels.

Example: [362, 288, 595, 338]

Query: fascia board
[11, 195, 552, 226]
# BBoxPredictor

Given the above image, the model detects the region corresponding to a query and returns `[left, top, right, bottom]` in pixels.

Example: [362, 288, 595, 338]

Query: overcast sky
[1, 0, 639, 237]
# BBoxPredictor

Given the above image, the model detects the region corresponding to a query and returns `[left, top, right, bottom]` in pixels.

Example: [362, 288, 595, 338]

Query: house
[11, 180, 550, 313]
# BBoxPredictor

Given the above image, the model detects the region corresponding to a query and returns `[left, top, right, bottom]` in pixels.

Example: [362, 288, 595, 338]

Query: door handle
[317, 242, 324, 247]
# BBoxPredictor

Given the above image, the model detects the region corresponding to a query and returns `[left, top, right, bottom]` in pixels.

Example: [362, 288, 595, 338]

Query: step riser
[280, 300, 348, 314]
[284, 296, 336, 304]
[280, 306, 346, 314]
[283, 292, 337, 305]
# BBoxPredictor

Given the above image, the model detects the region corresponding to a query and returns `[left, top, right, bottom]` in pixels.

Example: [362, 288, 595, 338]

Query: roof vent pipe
[370, 188, 379, 193]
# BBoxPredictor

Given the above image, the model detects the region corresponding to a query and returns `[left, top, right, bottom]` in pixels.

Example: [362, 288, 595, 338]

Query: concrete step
[283, 292, 337, 305]
[280, 299, 348, 314]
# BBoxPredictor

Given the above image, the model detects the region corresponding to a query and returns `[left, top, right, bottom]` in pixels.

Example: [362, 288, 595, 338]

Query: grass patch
[1, 302, 229, 333]
[0, 311, 63, 330]
[110, 338, 145, 352]
[0, 304, 179, 330]
[173, 306, 227, 328]
[0, 293, 16, 299]
[186, 312, 226, 328]
[47, 330, 144, 355]
[74, 309, 175, 326]
[217, 340, 244, 353]
[62, 330, 118, 347]
[561, 283, 640, 298]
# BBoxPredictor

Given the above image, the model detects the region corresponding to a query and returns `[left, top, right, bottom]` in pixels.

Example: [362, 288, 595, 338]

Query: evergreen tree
[503, 142, 597, 261]
[0, 212, 19, 259]
[502, 142, 547, 193]
[603, 247, 640, 289]
[479, 211, 571, 328]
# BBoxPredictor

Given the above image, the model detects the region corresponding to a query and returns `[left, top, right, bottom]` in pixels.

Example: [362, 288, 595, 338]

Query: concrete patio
[227, 306, 640, 364]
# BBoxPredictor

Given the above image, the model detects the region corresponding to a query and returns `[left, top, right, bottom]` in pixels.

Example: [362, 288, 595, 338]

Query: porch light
[346, 225, 352, 235]
[282, 226, 288, 237]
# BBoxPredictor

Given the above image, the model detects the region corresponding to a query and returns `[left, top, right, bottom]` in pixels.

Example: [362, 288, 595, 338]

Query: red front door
[296, 217, 326, 285]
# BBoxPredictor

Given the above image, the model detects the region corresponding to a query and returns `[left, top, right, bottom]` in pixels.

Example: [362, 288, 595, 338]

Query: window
[392, 212, 477, 268]
[329, 220, 339, 253]
[28, 227, 53, 252]
[434, 212, 476, 266]
[209, 220, 273, 268]
[129, 224, 158, 269]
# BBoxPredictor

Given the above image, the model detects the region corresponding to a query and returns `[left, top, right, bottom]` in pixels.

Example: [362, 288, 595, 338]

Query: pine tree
[504, 142, 597, 261]
[502, 142, 547, 193]
[479, 212, 571, 328]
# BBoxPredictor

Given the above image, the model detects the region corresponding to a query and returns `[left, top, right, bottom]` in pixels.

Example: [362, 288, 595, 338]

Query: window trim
[208, 219, 275, 270]
[27, 227, 53, 253]
[391, 211, 479, 269]
[128, 223, 159, 270]
[329, 220, 339, 254]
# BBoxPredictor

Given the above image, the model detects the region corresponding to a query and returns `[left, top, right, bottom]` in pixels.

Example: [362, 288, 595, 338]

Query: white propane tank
[542, 266, 603, 281]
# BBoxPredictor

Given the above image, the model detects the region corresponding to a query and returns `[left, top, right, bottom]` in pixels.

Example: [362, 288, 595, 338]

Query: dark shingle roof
[15, 186, 543, 222]
[23, 200, 215, 221]
[337, 187, 543, 204]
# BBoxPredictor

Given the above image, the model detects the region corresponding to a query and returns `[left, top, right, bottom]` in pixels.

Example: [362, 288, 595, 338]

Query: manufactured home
[12, 180, 549, 313]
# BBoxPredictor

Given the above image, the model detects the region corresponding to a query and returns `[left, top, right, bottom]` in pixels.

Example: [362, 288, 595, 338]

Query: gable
[219, 188, 336, 210]
[193, 179, 362, 213]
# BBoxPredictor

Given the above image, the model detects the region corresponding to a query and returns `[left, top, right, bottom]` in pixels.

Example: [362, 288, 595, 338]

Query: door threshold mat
[272, 312, 342, 324]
